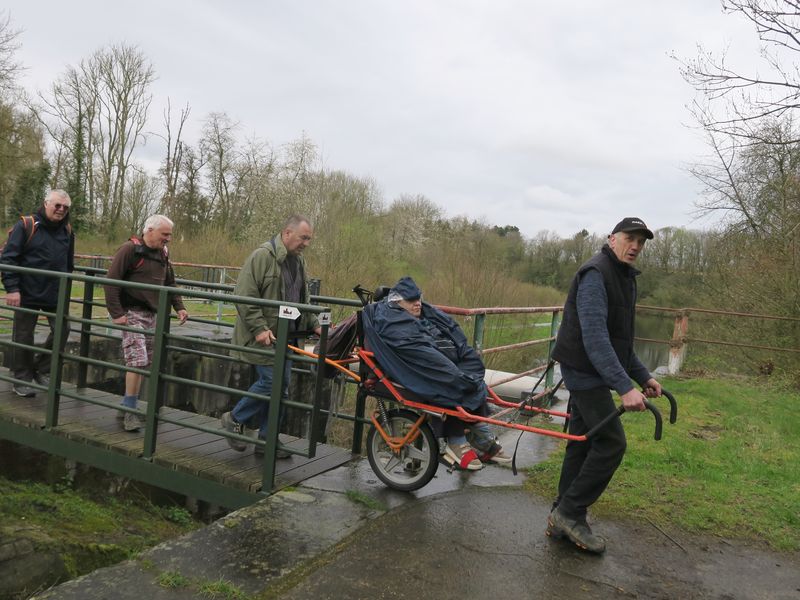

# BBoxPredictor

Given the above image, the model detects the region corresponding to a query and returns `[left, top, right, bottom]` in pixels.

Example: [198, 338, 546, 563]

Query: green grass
[156, 570, 191, 589]
[197, 578, 251, 599]
[345, 489, 388, 512]
[525, 376, 800, 551]
[0, 477, 200, 576]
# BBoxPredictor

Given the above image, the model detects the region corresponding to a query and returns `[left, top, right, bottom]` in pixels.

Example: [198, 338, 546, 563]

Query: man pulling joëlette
[547, 216, 662, 554]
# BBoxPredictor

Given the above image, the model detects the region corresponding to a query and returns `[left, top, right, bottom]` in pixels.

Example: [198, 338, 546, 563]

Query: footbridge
[0, 263, 562, 509]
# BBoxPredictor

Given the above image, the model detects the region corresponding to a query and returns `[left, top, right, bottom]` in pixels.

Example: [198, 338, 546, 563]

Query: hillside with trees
[0, 5, 797, 381]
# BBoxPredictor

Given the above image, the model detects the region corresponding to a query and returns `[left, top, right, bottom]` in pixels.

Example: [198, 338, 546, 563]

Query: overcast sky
[4, 1, 760, 238]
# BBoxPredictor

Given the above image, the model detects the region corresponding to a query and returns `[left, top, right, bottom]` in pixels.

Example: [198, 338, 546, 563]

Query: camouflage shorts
[121, 309, 155, 368]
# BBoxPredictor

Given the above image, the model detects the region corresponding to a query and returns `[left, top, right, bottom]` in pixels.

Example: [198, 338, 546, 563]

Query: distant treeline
[0, 20, 797, 367]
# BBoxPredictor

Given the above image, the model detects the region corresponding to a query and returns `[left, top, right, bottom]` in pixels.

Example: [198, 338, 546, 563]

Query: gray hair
[283, 214, 312, 230]
[143, 214, 174, 232]
[44, 189, 71, 205]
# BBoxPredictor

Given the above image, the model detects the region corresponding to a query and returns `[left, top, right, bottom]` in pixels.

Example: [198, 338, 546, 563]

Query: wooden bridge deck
[0, 371, 353, 503]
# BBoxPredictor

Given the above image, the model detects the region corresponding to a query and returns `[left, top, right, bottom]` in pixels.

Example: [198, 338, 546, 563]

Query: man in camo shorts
[103, 215, 188, 431]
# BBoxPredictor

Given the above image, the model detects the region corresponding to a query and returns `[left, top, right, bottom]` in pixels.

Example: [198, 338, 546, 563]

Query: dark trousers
[429, 402, 489, 439]
[11, 307, 68, 382]
[555, 386, 627, 520]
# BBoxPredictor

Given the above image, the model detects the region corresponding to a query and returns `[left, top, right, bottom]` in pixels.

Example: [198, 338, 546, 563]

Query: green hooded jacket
[229, 234, 319, 365]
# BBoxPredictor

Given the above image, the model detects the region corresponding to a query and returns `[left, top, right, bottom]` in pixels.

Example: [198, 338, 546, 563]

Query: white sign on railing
[279, 305, 301, 320]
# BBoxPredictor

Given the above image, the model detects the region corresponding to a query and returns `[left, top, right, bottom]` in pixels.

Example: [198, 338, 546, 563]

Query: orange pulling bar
[358, 349, 588, 442]
[287, 344, 361, 382]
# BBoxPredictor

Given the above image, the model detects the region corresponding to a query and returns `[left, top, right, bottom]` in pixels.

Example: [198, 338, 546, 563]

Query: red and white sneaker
[444, 443, 484, 471]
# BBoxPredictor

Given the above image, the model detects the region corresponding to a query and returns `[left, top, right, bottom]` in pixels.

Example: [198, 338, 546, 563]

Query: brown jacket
[103, 240, 185, 319]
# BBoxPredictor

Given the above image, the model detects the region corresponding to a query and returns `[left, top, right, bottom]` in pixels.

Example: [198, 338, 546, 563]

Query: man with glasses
[103, 215, 188, 432]
[221, 214, 321, 458]
[1, 189, 75, 397]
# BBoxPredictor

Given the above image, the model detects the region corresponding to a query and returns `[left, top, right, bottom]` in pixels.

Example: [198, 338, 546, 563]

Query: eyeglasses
[52, 203, 71, 211]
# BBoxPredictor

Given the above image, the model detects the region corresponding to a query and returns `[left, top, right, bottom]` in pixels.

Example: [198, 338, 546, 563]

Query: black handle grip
[585, 400, 663, 441]
[644, 400, 663, 440]
[661, 388, 678, 424]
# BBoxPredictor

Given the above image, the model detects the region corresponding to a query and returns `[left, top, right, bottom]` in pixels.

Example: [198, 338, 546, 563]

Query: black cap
[611, 217, 653, 239]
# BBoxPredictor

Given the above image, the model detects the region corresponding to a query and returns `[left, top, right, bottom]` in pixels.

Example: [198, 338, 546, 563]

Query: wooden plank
[153, 438, 252, 475]
[0, 393, 48, 427]
[0, 366, 355, 496]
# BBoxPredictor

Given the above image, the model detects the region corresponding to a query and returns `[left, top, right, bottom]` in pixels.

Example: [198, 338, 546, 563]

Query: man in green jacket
[222, 215, 321, 456]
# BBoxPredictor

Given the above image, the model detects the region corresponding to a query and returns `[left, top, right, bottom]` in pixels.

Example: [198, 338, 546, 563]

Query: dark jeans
[11, 307, 69, 382]
[555, 386, 627, 520]
[231, 361, 293, 440]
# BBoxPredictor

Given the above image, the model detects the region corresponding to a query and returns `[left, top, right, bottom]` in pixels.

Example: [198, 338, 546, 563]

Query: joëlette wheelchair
[290, 285, 677, 492]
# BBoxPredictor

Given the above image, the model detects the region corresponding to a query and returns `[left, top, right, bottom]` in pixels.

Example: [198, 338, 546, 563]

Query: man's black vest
[552, 244, 639, 376]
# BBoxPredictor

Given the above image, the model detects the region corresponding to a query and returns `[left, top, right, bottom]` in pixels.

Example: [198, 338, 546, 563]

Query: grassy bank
[0, 475, 200, 577]
[524, 375, 800, 551]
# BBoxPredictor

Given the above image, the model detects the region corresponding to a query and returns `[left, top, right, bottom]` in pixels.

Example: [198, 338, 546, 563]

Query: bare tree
[156, 98, 191, 209]
[30, 43, 154, 229]
[200, 112, 239, 230]
[679, 1, 800, 142]
[171, 144, 210, 230]
[0, 12, 21, 95]
[92, 44, 155, 223]
[121, 166, 163, 232]
[690, 119, 800, 238]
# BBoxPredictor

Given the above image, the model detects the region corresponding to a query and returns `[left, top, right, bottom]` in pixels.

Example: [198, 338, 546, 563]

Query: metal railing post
[351, 388, 367, 455]
[472, 313, 486, 355]
[216, 267, 227, 324]
[309, 315, 330, 452]
[77, 278, 94, 388]
[546, 310, 560, 388]
[142, 290, 172, 459]
[45, 277, 71, 428]
[668, 310, 690, 375]
[261, 316, 291, 492]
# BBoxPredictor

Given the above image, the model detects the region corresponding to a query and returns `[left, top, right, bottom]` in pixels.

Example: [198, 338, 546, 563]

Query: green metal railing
[0, 263, 564, 506]
[0, 263, 332, 506]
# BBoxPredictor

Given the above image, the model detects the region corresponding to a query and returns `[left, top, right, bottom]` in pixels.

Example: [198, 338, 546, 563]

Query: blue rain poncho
[361, 295, 487, 411]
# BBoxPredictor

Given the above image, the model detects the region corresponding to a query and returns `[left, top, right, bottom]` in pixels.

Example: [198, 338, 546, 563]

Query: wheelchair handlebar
[661, 388, 678, 424]
[585, 400, 663, 441]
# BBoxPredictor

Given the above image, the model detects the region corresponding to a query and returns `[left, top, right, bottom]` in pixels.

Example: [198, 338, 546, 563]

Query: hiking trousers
[555, 386, 627, 519]
[11, 307, 68, 382]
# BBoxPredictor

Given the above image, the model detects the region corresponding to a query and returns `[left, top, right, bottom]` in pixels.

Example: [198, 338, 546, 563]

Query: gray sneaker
[13, 384, 37, 397]
[123, 412, 145, 432]
[221, 412, 248, 452]
[547, 508, 606, 554]
[34, 373, 50, 387]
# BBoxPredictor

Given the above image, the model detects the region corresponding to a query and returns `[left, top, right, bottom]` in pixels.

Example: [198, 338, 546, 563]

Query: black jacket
[0, 208, 75, 308]
[552, 244, 637, 376]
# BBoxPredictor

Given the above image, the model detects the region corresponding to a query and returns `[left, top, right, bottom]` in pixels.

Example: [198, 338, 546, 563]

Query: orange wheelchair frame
[291, 338, 677, 492]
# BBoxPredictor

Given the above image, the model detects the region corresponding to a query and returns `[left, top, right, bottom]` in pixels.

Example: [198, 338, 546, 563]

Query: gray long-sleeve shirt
[560, 268, 651, 394]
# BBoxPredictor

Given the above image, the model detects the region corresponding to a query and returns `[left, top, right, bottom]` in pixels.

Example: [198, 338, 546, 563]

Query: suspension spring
[377, 397, 389, 429]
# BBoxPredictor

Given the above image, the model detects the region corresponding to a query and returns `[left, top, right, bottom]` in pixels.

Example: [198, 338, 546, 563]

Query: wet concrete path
[32, 416, 800, 600]
[280, 485, 800, 600]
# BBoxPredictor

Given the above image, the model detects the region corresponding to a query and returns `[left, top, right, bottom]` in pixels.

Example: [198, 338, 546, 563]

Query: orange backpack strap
[20, 215, 38, 246]
[129, 236, 145, 270]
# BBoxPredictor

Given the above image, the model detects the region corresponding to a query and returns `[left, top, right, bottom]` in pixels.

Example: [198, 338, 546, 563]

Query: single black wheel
[366, 409, 439, 491]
